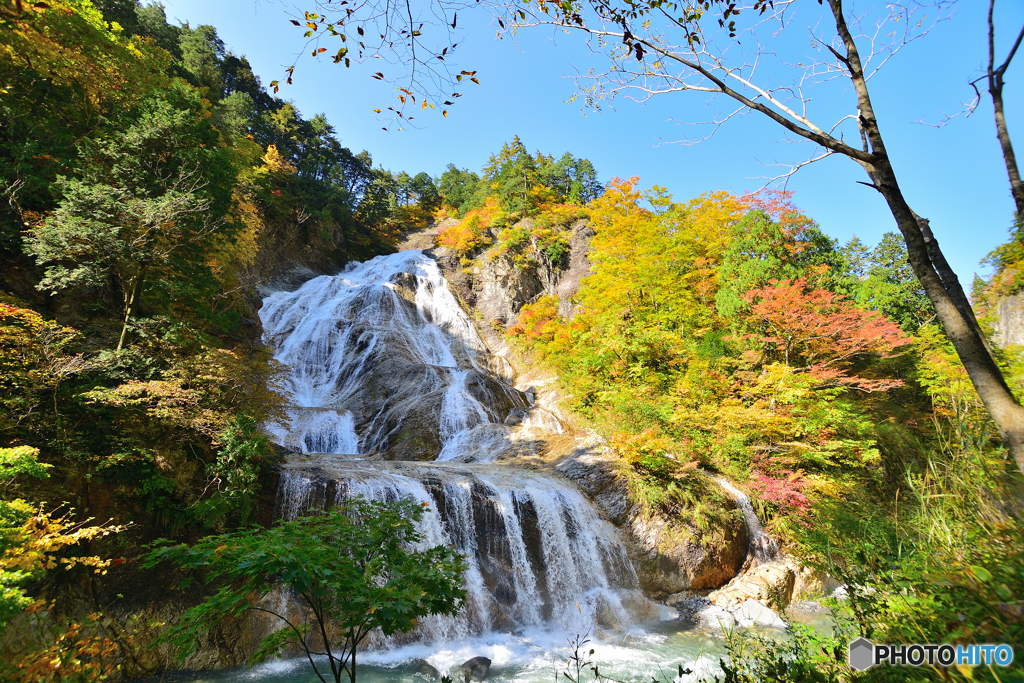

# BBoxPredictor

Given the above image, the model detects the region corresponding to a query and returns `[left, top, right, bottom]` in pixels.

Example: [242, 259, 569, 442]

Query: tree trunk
[829, 0, 1024, 473]
[869, 160, 1024, 471]
[987, 0, 1024, 220]
[991, 86, 1024, 220]
[116, 271, 145, 352]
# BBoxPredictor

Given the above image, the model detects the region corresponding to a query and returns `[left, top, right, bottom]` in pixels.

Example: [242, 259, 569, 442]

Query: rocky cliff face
[551, 444, 749, 598]
[431, 219, 595, 328]
[992, 293, 1024, 348]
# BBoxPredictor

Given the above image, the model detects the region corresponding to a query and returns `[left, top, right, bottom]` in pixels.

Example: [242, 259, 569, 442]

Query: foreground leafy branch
[143, 497, 467, 683]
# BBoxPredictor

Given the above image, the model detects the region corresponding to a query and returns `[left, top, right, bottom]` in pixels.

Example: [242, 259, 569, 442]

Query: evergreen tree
[135, 2, 183, 61]
[25, 82, 236, 351]
[483, 135, 538, 214]
[410, 171, 440, 210]
[438, 163, 481, 215]
[179, 24, 226, 99]
[858, 232, 935, 333]
[840, 235, 871, 280]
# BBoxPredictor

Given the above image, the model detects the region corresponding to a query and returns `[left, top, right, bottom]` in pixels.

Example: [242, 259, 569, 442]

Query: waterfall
[715, 478, 779, 566]
[259, 250, 654, 648]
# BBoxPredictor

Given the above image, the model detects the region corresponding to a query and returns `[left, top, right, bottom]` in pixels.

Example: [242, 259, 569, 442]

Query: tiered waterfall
[258, 250, 651, 645]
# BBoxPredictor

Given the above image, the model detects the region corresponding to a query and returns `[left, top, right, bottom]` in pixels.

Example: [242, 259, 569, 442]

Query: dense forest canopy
[0, 6, 433, 671]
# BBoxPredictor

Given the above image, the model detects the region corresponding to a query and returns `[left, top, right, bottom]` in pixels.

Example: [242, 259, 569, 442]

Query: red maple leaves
[743, 277, 912, 392]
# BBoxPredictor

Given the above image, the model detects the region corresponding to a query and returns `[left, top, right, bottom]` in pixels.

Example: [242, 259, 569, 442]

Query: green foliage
[0, 302, 84, 436]
[438, 163, 483, 216]
[179, 24, 226, 97]
[847, 232, 935, 333]
[193, 413, 275, 526]
[0, 0, 171, 252]
[0, 445, 126, 635]
[0, 0, 405, 543]
[482, 135, 540, 215]
[144, 497, 467, 683]
[506, 180, 934, 547]
[538, 152, 602, 205]
[439, 137, 600, 220]
[715, 617, 854, 683]
[0, 445, 49, 627]
[715, 207, 842, 322]
[24, 80, 236, 350]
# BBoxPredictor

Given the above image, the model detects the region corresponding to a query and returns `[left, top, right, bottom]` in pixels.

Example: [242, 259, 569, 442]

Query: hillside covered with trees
[418, 150, 1024, 678]
[0, 2, 449, 676]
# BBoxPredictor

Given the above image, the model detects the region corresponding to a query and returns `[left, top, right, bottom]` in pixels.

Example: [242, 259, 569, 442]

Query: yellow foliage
[436, 197, 504, 255]
[392, 204, 433, 231]
[1, 507, 126, 576]
[0, 0, 171, 118]
[0, 303, 85, 431]
[13, 606, 125, 683]
[260, 144, 297, 175]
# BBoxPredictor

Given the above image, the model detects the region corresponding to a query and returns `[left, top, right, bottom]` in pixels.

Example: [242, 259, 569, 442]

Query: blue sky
[162, 0, 1024, 286]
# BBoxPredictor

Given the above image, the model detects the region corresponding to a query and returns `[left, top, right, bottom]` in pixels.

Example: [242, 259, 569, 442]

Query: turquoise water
[165, 617, 727, 683]
[162, 601, 835, 683]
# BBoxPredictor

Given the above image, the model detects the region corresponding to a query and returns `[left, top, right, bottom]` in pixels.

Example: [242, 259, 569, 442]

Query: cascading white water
[715, 478, 779, 566]
[277, 461, 642, 641]
[260, 251, 518, 457]
[259, 250, 654, 650]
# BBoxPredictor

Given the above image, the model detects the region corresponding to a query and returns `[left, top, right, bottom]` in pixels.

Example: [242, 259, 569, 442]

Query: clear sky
[161, 0, 1024, 286]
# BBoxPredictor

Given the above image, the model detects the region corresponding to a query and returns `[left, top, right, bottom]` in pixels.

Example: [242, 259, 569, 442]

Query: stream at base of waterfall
[173, 250, 828, 683]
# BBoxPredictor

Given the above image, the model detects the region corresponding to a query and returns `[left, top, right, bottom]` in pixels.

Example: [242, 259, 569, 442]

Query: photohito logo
[848, 638, 1015, 671]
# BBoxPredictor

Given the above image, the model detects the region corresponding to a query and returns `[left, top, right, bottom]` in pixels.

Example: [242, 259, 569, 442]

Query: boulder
[697, 605, 736, 631]
[413, 659, 441, 680]
[627, 506, 749, 598]
[708, 559, 796, 611]
[550, 444, 749, 597]
[733, 599, 787, 630]
[782, 556, 841, 599]
[460, 656, 492, 681]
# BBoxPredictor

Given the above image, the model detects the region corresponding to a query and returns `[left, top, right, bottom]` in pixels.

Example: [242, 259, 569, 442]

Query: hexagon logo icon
[848, 638, 875, 671]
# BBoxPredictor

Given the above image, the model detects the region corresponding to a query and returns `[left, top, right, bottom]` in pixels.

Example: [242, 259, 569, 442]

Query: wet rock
[436, 218, 594, 329]
[553, 447, 630, 524]
[413, 658, 441, 680]
[671, 595, 711, 624]
[460, 656, 492, 681]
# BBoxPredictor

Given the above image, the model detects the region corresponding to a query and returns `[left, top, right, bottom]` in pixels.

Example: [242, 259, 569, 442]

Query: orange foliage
[436, 196, 503, 255]
[744, 277, 912, 391]
[508, 296, 561, 344]
[740, 189, 815, 232]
